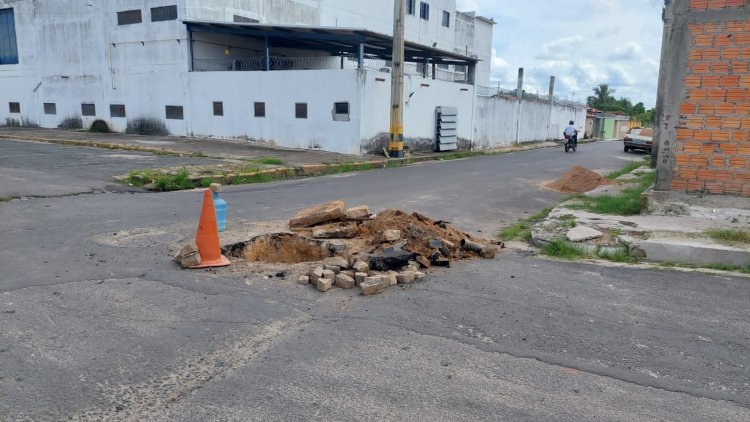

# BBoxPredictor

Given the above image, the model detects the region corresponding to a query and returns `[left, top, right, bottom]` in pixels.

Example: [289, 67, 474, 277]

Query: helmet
[569, 121, 574, 125]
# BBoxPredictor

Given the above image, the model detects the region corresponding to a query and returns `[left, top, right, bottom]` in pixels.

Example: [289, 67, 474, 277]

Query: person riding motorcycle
[563, 121, 578, 147]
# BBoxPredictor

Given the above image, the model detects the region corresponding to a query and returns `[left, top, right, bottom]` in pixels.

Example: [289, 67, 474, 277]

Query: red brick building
[654, 0, 750, 196]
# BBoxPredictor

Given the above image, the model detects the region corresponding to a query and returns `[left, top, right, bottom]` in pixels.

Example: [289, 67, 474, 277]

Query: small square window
[254, 102, 265, 118]
[420, 2, 429, 20]
[150, 5, 177, 22]
[407, 0, 416, 15]
[8, 102, 20, 113]
[44, 103, 56, 115]
[110, 104, 126, 118]
[442, 11, 450, 27]
[213, 101, 224, 116]
[295, 103, 307, 119]
[333, 102, 350, 121]
[117, 9, 142, 25]
[81, 103, 96, 116]
[166, 105, 184, 120]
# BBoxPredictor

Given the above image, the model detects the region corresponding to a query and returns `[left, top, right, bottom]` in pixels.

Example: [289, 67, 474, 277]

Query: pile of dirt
[359, 209, 488, 259]
[547, 166, 615, 193]
[227, 233, 329, 264]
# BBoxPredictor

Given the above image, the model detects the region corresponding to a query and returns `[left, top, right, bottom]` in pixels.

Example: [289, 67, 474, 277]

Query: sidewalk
[525, 162, 750, 273]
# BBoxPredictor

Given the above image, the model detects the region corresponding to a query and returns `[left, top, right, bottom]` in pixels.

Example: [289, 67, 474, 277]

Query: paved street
[1, 139, 748, 420]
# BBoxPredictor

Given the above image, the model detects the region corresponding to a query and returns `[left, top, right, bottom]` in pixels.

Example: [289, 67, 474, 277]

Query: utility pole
[388, 0, 405, 158]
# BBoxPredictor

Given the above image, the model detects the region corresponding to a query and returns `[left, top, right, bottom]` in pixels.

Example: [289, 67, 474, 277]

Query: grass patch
[569, 171, 656, 216]
[126, 168, 196, 191]
[598, 248, 638, 263]
[606, 158, 648, 180]
[256, 157, 285, 165]
[609, 227, 622, 237]
[660, 261, 750, 274]
[541, 240, 590, 260]
[499, 207, 553, 241]
[705, 228, 750, 245]
[0, 195, 18, 202]
[337, 162, 374, 173]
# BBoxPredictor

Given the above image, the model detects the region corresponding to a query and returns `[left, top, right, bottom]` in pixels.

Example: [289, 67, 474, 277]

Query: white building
[0, 0, 495, 155]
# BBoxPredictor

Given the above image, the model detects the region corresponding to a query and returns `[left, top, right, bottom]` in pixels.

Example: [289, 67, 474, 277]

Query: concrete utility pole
[388, 0, 406, 158]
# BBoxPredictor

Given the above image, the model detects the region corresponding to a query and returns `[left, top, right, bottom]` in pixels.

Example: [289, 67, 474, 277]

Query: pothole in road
[225, 233, 331, 264]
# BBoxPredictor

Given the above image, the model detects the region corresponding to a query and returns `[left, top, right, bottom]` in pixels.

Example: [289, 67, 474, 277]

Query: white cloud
[458, 0, 664, 107]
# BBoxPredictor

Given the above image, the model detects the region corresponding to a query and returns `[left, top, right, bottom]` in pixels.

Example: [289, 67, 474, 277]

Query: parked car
[623, 127, 654, 153]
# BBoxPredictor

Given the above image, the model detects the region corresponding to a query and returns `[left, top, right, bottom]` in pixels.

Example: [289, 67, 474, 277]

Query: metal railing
[193, 55, 471, 84]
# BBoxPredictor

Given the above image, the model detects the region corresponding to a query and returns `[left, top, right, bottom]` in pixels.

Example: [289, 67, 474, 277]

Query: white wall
[186, 69, 364, 154]
[473, 95, 586, 148]
[360, 69, 474, 152]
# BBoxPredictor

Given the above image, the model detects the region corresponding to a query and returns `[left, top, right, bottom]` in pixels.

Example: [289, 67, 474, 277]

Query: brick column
[655, 0, 750, 196]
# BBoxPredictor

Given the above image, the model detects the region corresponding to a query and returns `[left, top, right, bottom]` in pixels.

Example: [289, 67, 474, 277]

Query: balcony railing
[192, 56, 471, 84]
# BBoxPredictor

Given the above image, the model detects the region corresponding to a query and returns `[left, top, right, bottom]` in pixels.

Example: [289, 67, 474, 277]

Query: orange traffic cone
[189, 189, 231, 269]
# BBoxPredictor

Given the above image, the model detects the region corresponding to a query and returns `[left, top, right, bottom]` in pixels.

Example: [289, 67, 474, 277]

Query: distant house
[589, 112, 631, 140]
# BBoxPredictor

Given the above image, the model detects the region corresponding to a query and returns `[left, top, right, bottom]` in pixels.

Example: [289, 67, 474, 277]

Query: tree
[587, 84, 616, 110]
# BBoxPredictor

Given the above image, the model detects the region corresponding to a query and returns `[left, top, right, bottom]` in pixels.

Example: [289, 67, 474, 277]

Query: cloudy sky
[457, 0, 665, 107]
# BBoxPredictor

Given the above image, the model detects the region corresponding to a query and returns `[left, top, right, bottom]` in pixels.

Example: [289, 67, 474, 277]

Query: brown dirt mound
[547, 166, 614, 193]
[241, 233, 328, 263]
[358, 209, 488, 258]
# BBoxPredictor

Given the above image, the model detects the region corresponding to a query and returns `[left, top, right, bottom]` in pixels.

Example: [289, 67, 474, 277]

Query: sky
[457, 0, 665, 107]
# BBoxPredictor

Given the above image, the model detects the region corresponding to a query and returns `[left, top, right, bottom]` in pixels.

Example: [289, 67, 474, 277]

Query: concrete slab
[640, 237, 750, 266]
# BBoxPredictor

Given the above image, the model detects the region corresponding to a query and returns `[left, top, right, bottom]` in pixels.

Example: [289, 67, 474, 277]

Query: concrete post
[358, 43, 364, 69]
[515, 68, 523, 145]
[388, 0, 406, 158]
[548, 76, 555, 103]
[264, 35, 270, 71]
[516, 68, 524, 100]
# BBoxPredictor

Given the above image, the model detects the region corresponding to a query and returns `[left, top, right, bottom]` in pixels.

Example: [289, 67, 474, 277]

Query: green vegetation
[499, 207, 553, 241]
[705, 229, 750, 245]
[337, 162, 374, 173]
[660, 261, 750, 274]
[587, 83, 655, 127]
[255, 157, 285, 165]
[0, 195, 17, 202]
[597, 248, 638, 263]
[126, 168, 198, 191]
[609, 227, 622, 237]
[606, 158, 648, 180]
[541, 240, 589, 260]
[569, 171, 656, 216]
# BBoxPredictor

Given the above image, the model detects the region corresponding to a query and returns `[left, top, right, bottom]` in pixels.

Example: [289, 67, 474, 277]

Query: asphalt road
[0, 139, 222, 198]
[1, 140, 747, 420]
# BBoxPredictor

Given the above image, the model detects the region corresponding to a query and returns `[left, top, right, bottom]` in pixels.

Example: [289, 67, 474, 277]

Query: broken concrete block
[346, 205, 370, 220]
[312, 222, 358, 239]
[355, 272, 368, 285]
[310, 266, 324, 283]
[178, 243, 199, 258]
[352, 260, 369, 274]
[383, 229, 401, 242]
[431, 257, 450, 267]
[480, 248, 497, 259]
[396, 272, 416, 284]
[322, 269, 335, 280]
[566, 226, 604, 242]
[386, 271, 399, 286]
[341, 270, 355, 278]
[360, 277, 387, 296]
[317, 278, 333, 292]
[335, 273, 355, 289]
[414, 271, 426, 279]
[180, 252, 201, 268]
[369, 249, 416, 271]
[323, 256, 349, 269]
[298, 275, 310, 285]
[415, 255, 431, 269]
[428, 238, 443, 249]
[324, 265, 341, 274]
[289, 200, 346, 229]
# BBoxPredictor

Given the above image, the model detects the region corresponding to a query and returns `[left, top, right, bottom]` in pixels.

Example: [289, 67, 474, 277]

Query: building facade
[654, 0, 750, 196]
[0, 0, 496, 154]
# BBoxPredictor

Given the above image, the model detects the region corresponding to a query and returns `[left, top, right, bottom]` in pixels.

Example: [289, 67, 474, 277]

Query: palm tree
[587, 84, 616, 109]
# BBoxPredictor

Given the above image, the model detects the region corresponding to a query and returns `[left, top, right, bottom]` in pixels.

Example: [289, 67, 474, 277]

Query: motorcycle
[564, 132, 577, 153]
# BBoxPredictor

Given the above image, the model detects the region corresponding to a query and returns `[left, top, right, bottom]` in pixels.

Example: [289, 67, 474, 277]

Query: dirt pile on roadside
[547, 166, 614, 193]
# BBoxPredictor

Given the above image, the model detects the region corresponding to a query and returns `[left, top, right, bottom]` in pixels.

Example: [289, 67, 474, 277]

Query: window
[420, 2, 429, 20]
[117, 9, 142, 25]
[407, 0, 416, 15]
[8, 102, 20, 113]
[0, 8, 18, 65]
[333, 102, 350, 121]
[165, 105, 184, 120]
[150, 5, 177, 22]
[110, 104, 126, 118]
[44, 103, 56, 115]
[254, 102, 265, 118]
[233, 15, 259, 23]
[442, 11, 450, 27]
[213, 101, 224, 116]
[295, 103, 307, 119]
[81, 103, 96, 116]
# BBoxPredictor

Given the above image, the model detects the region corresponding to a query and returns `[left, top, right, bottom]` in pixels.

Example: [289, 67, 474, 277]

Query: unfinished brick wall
[656, 0, 750, 195]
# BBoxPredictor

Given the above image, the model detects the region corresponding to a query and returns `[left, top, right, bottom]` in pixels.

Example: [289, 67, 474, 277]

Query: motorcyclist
[563, 121, 578, 147]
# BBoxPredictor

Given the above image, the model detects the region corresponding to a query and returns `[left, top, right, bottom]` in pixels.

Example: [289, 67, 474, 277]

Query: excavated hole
[225, 233, 331, 264]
